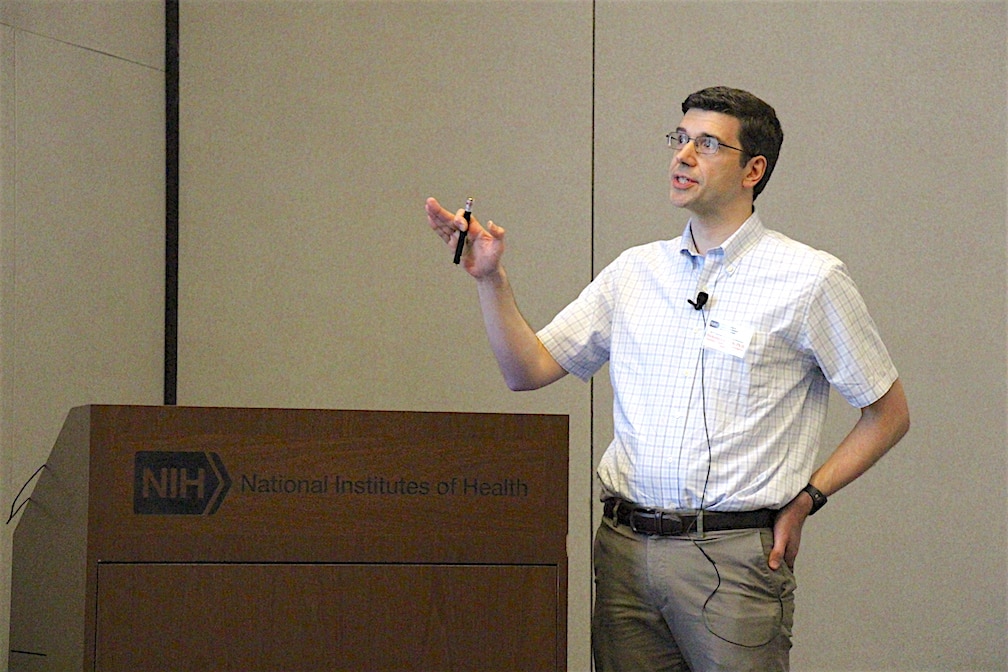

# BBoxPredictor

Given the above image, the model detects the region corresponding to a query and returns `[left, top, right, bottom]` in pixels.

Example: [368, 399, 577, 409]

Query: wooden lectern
[9, 405, 568, 671]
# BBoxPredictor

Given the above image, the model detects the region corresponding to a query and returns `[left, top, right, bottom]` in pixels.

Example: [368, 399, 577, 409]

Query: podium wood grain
[10, 405, 568, 671]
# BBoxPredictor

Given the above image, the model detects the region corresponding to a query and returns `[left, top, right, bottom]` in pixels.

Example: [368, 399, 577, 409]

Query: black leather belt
[603, 499, 777, 536]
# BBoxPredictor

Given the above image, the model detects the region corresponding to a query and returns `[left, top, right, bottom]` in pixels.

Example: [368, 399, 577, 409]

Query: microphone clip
[688, 291, 709, 311]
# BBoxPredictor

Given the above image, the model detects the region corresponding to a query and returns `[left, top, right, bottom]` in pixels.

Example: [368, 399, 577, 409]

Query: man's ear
[742, 155, 767, 190]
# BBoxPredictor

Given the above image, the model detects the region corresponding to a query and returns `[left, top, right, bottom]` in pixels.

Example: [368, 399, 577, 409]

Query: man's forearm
[810, 378, 910, 497]
[476, 267, 567, 391]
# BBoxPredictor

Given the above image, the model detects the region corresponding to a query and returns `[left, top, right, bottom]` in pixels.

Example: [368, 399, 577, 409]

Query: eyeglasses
[666, 130, 745, 156]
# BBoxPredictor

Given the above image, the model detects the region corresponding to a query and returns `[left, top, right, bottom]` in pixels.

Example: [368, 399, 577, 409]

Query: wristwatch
[801, 483, 828, 515]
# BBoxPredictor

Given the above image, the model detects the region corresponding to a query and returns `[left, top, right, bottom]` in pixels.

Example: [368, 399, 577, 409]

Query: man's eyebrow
[676, 126, 720, 140]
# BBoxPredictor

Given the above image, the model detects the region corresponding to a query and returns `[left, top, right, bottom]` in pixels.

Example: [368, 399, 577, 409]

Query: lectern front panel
[9, 406, 568, 671]
[96, 562, 559, 671]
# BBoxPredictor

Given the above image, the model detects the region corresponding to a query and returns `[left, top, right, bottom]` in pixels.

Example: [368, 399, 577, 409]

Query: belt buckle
[659, 511, 684, 536]
[627, 508, 652, 534]
[629, 508, 683, 536]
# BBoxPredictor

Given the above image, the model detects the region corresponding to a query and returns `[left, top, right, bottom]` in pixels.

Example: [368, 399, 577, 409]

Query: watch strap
[801, 483, 828, 515]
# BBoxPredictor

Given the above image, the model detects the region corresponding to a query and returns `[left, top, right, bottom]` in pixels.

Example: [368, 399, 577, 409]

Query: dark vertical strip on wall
[164, 0, 179, 405]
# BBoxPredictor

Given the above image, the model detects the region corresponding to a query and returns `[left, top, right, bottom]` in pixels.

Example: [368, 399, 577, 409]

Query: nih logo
[134, 451, 232, 515]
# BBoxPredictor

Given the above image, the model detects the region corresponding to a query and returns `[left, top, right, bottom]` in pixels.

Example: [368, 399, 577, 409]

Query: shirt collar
[679, 211, 766, 266]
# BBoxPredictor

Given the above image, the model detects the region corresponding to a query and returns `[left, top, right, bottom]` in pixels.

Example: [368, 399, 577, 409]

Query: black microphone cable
[686, 297, 784, 649]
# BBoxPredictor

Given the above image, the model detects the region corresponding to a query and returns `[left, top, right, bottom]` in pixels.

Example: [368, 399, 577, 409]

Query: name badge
[702, 320, 754, 358]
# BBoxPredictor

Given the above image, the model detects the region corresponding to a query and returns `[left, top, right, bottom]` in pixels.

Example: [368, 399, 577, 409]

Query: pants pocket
[698, 529, 796, 649]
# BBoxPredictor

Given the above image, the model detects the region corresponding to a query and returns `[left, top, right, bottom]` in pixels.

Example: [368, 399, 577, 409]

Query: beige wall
[593, 3, 1007, 669]
[2, 0, 1006, 670]
[0, 22, 9, 668]
[179, 2, 1007, 669]
[0, 0, 164, 665]
[177, 2, 597, 667]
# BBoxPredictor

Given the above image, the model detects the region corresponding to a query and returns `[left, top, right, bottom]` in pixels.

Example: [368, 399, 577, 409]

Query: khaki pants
[592, 516, 795, 672]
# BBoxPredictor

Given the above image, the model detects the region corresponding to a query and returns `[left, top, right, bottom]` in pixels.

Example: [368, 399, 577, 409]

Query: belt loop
[696, 509, 704, 538]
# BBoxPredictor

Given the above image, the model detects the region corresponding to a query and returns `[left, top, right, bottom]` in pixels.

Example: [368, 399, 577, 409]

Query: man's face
[668, 108, 754, 220]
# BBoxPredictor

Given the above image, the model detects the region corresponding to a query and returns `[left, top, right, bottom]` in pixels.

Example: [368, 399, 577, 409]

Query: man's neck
[689, 206, 754, 255]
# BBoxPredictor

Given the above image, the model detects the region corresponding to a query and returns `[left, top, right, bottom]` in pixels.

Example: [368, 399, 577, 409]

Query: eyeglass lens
[668, 132, 718, 154]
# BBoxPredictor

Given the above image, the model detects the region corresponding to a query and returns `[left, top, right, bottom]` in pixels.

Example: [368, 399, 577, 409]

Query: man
[425, 86, 909, 671]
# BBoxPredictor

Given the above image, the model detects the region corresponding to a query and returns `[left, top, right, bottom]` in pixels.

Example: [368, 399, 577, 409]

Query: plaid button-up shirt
[538, 212, 897, 511]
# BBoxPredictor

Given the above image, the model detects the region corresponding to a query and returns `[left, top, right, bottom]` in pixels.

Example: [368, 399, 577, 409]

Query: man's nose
[674, 141, 698, 164]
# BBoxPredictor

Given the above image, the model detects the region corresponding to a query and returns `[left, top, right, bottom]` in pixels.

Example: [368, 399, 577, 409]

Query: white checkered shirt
[538, 212, 898, 511]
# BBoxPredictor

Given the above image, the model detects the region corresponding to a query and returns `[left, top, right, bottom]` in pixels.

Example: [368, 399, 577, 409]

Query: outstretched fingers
[426, 196, 468, 244]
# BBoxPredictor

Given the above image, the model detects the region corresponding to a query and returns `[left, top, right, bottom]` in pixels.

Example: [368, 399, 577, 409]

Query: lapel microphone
[688, 291, 709, 311]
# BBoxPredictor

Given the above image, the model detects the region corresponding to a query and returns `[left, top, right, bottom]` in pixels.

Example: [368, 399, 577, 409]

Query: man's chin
[669, 192, 692, 210]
